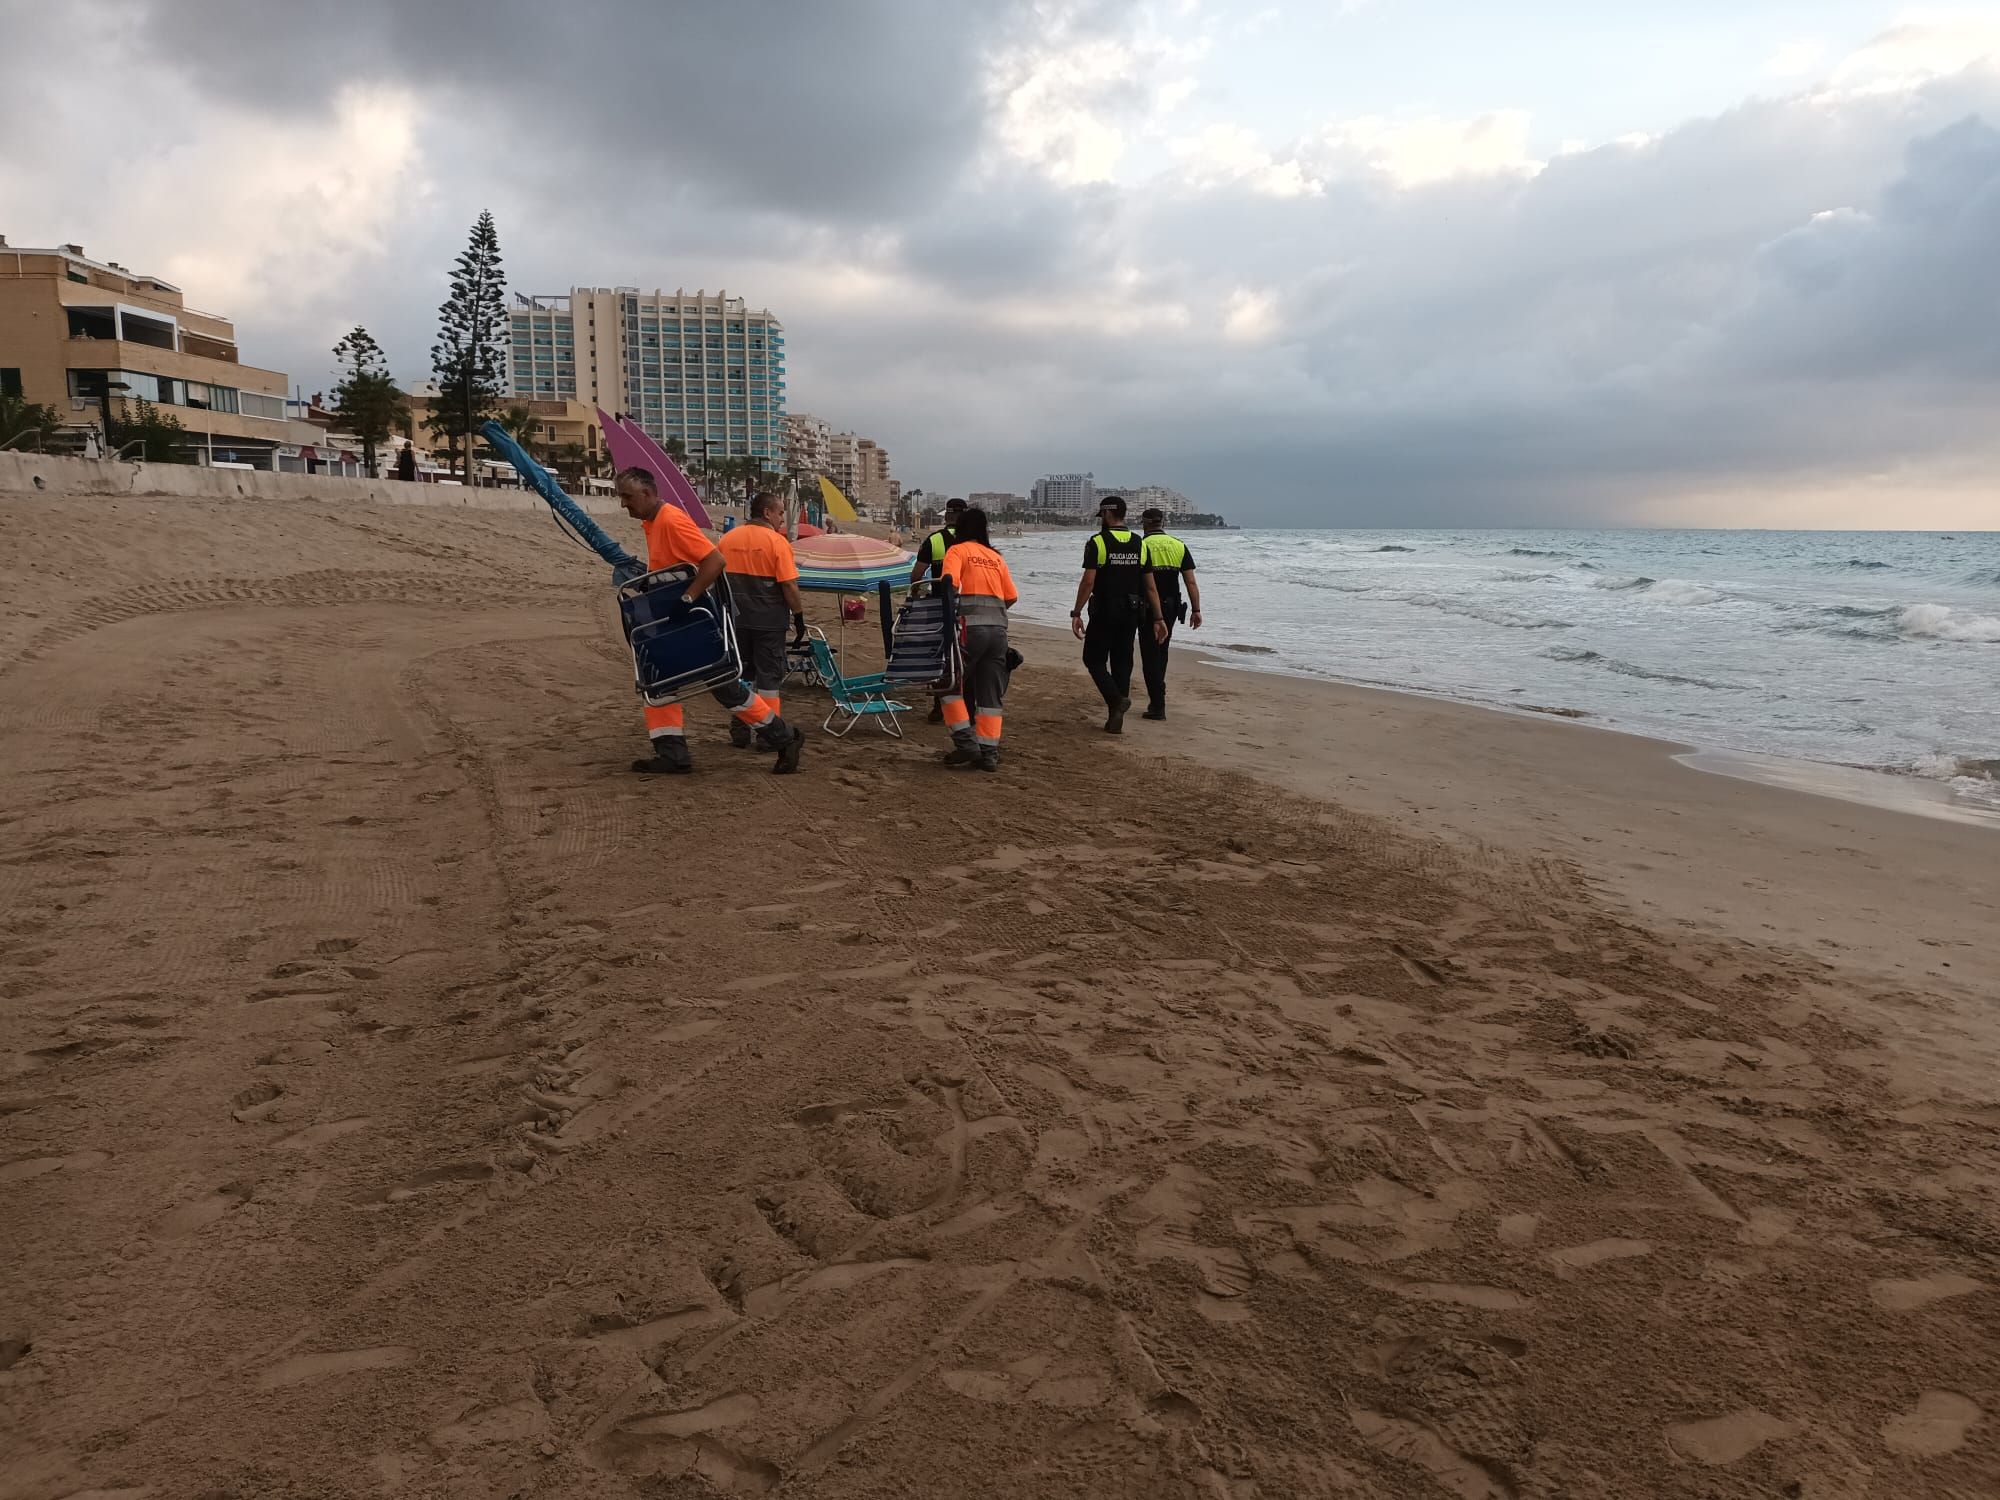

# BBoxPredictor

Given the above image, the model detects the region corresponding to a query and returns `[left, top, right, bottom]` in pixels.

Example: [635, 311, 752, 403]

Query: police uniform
[918, 523, 958, 578]
[1138, 529, 1196, 715]
[1078, 524, 1148, 711]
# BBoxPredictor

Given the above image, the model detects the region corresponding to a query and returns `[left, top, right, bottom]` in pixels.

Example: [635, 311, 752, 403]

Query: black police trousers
[1082, 610, 1137, 708]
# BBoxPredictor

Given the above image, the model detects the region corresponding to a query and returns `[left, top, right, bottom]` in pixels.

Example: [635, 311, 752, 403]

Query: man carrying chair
[615, 467, 805, 776]
[719, 490, 809, 750]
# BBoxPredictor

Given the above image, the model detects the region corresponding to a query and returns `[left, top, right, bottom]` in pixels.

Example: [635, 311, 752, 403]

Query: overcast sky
[5, 0, 2000, 526]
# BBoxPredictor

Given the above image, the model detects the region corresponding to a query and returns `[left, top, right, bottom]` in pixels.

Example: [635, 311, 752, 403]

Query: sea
[998, 528, 2000, 822]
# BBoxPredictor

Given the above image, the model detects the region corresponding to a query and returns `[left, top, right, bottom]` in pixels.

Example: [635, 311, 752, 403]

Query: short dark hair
[751, 490, 784, 520]
[615, 466, 657, 492]
[1141, 506, 1165, 523]
[944, 497, 966, 512]
[1098, 494, 1126, 518]
[957, 506, 991, 546]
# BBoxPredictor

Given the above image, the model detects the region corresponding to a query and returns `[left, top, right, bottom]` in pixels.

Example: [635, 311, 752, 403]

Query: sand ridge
[1, 492, 1995, 1498]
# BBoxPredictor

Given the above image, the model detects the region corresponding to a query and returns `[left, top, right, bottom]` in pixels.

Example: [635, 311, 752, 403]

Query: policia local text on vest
[1070, 495, 1168, 735]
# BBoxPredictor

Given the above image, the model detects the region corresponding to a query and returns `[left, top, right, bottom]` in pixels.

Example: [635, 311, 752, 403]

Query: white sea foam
[1643, 578, 1723, 606]
[1899, 603, 2000, 643]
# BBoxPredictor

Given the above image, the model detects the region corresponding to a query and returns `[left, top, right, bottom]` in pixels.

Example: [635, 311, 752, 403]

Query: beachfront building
[1097, 482, 1195, 519]
[827, 430, 860, 495]
[0, 236, 317, 466]
[1031, 471, 1096, 514]
[784, 411, 831, 478]
[505, 286, 785, 465]
[969, 491, 1028, 513]
[855, 438, 894, 513]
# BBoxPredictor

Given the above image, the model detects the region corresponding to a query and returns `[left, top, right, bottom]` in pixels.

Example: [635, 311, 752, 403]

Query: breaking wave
[1643, 578, 1724, 606]
[1397, 593, 1572, 630]
[1898, 603, 2000, 643]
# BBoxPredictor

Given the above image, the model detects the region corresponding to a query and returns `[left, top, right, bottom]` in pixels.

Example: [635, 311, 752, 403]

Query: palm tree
[553, 442, 590, 482]
[497, 403, 538, 454]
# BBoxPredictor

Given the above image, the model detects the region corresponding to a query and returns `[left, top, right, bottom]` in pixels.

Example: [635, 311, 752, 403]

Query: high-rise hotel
[505, 287, 785, 464]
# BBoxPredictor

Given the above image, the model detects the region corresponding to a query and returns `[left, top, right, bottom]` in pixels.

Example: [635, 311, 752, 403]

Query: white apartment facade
[505, 287, 785, 463]
[1031, 471, 1096, 514]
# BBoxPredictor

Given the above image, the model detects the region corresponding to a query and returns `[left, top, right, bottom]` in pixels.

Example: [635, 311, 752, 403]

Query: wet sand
[2, 490, 1995, 1499]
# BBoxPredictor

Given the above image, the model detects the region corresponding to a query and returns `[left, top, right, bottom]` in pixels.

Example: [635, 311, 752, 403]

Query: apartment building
[504, 287, 785, 464]
[968, 491, 1028, 512]
[1097, 482, 1195, 519]
[855, 437, 893, 512]
[784, 411, 831, 476]
[826, 430, 860, 495]
[1031, 471, 1096, 514]
[0, 237, 314, 464]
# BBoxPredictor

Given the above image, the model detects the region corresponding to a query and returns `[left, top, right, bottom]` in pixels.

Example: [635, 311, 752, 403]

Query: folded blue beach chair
[617, 567, 743, 706]
[805, 628, 909, 737]
[884, 579, 960, 693]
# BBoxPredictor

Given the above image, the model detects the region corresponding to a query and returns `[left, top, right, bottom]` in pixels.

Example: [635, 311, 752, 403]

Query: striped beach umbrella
[793, 532, 913, 594]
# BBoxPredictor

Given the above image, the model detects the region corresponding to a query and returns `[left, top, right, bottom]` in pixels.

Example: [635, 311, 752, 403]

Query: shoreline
[1016, 609, 2000, 831]
[1012, 618, 2000, 1000]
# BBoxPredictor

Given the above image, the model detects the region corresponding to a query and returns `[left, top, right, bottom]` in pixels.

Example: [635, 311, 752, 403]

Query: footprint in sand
[1546, 1238, 1651, 1274]
[257, 1345, 413, 1389]
[1666, 1408, 1800, 1465]
[0, 1149, 109, 1185]
[1870, 1273, 1983, 1312]
[158, 1183, 252, 1238]
[1881, 1390, 1982, 1457]
[277, 1116, 371, 1150]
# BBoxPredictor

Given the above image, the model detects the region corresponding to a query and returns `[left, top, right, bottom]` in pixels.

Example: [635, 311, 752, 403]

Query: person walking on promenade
[911, 497, 966, 723]
[935, 507, 1018, 773]
[1069, 495, 1167, 734]
[614, 468, 805, 776]
[1137, 506, 1202, 720]
[719, 491, 808, 749]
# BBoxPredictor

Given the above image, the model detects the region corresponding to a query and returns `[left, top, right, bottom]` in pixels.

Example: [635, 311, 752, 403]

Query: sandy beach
[2, 487, 1996, 1499]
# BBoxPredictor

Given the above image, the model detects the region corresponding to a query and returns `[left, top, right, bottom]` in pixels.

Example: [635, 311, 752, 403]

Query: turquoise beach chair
[805, 628, 910, 738]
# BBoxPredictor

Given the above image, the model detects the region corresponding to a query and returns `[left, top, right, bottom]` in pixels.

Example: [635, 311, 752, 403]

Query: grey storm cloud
[130, 0, 1052, 219]
[7, 0, 2000, 525]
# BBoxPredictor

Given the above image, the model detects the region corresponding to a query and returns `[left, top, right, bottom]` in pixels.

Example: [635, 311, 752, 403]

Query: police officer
[910, 497, 965, 583]
[911, 498, 965, 723]
[1069, 495, 1167, 734]
[1137, 507, 1202, 720]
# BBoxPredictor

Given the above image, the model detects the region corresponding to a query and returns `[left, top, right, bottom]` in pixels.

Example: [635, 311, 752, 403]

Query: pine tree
[429, 211, 508, 479]
[331, 326, 403, 478]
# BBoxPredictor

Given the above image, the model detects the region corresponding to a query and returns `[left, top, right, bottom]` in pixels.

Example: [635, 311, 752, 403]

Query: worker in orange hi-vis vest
[614, 467, 804, 776]
[936, 506, 1019, 774]
[717, 490, 807, 749]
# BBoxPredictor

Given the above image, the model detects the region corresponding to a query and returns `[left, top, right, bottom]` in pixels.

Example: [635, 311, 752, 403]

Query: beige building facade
[1, 237, 315, 463]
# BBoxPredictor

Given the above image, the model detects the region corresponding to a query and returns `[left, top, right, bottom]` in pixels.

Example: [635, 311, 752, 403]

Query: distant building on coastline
[0, 236, 318, 467]
[1096, 482, 1195, 520]
[968, 491, 1027, 512]
[1031, 471, 1095, 514]
[504, 286, 785, 464]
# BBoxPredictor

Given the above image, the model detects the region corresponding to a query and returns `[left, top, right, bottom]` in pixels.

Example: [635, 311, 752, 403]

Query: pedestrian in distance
[1069, 495, 1168, 734]
[1137, 506, 1202, 720]
[614, 468, 805, 776]
[719, 491, 809, 749]
[936, 507, 1018, 773]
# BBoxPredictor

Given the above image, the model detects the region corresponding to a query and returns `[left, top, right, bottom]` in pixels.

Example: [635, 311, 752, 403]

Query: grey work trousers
[953, 622, 1011, 746]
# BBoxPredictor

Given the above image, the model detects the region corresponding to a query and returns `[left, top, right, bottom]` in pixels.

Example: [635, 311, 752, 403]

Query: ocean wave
[1494, 570, 1557, 582]
[1910, 753, 2000, 810]
[1541, 645, 1745, 690]
[1587, 573, 1655, 592]
[1837, 559, 1891, 571]
[1503, 547, 1571, 559]
[1960, 566, 2000, 587]
[1397, 592, 1572, 630]
[1643, 578, 1723, 606]
[1898, 603, 2000, 643]
[1371, 544, 1415, 553]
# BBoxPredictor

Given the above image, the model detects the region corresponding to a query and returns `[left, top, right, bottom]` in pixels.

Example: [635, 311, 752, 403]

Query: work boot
[1105, 696, 1129, 734]
[729, 720, 753, 749]
[927, 702, 945, 724]
[772, 724, 805, 775]
[976, 747, 1001, 774]
[633, 738, 694, 774]
[1142, 703, 1166, 721]
[942, 737, 977, 767]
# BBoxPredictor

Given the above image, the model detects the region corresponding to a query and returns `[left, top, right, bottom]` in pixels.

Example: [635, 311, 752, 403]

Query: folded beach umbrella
[792, 532, 913, 594]
[595, 409, 714, 530]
